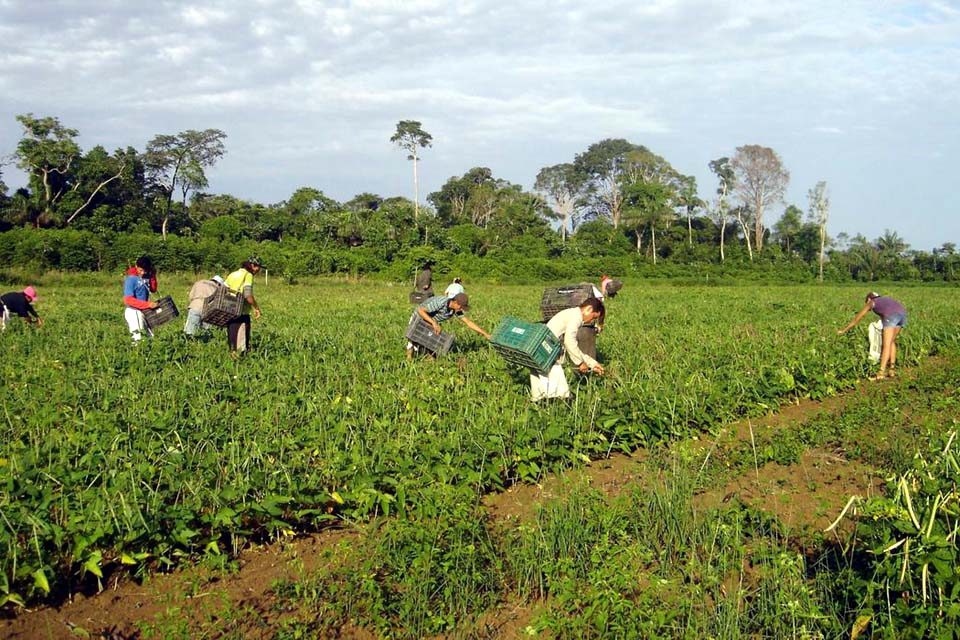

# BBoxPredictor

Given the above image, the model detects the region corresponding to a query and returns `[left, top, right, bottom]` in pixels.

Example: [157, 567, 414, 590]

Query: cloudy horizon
[1, 0, 957, 250]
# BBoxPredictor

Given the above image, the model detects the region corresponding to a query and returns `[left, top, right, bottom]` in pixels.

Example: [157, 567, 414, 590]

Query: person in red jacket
[123, 256, 159, 343]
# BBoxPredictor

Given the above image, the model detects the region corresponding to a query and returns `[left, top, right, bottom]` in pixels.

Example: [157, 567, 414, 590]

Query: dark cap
[248, 256, 264, 268]
[452, 292, 469, 310]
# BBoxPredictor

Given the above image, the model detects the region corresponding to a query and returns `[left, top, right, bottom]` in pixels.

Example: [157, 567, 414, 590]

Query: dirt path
[0, 371, 912, 639]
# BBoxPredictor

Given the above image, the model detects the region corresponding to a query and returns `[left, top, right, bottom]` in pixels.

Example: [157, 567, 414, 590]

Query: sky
[1, 0, 958, 250]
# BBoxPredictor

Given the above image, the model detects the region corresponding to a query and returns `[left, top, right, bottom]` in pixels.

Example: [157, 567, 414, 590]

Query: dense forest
[1, 114, 957, 283]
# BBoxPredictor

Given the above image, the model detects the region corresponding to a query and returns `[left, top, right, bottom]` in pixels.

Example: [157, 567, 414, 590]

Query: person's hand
[579, 362, 590, 373]
[592, 363, 605, 376]
[837, 328, 846, 335]
[596, 326, 603, 334]
[254, 307, 262, 320]
[149, 302, 160, 309]
[36, 317, 44, 328]
[432, 322, 441, 335]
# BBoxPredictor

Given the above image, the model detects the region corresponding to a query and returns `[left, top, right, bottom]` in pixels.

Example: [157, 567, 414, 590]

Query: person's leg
[125, 308, 146, 343]
[184, 309, 201, 336]
[238, 316, 250, 352]
[877, 327, 897, 377]
[227, 318, 239, 352]
[888, 327, 901, 375]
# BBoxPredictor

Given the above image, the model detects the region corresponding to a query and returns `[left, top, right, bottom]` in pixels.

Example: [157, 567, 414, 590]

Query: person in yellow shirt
[224, 257, 263, 356]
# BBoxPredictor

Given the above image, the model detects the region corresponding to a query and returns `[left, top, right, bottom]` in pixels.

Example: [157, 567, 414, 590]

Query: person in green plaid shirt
[406, 292, 490, 359]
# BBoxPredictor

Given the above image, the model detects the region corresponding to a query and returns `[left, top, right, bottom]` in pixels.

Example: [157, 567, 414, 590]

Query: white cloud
[0, 0, 958, 246]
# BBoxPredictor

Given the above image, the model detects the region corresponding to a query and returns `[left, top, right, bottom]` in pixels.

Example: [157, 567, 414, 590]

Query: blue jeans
[882, 313, 907, 328]
[184, 309, 213, 335]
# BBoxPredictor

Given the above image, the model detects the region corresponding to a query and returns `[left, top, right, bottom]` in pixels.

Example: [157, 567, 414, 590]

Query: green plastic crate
[490, 315, 562, 374]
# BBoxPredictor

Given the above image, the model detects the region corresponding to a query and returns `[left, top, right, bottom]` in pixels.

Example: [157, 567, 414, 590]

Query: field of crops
[2, 275, 960, 629]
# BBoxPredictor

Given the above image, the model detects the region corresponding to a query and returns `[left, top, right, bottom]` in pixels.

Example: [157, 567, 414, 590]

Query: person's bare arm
[458, 316, 490, 339]
[418, 306, 441, 334]
[838, 301, 872, 334]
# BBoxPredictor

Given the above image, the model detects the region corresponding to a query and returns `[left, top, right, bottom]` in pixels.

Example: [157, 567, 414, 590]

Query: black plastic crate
[202, 286, 244, 327]
[409, 290, 430, 305]
[540, 284, 595, 321]
[143, 296, 180, 330]
[405, 316, 454, 355]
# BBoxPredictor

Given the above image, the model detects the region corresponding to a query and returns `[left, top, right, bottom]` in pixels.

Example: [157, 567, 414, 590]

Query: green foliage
[272, 485, 500, 638]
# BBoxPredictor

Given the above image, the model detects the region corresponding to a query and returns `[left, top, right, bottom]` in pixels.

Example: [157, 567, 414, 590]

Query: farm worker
[184, 275, 225, 337]
[444, 277, 464, 299]
[123, 256, 159, 343]
[531, 297, 606, 401]
[838, 292, 907, 380]
[415, 263, 433, 298]
[0, 286, 43, 331]
[224, 257, 263, 357]
[406, 292, 490, 360]
[577, 276, 623, 359]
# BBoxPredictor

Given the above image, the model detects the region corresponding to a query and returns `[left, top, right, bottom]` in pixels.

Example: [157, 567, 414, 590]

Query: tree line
[0, 114, 956, 283]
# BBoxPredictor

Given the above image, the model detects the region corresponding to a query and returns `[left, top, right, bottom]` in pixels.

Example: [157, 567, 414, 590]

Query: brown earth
[0, 372, 909, 639]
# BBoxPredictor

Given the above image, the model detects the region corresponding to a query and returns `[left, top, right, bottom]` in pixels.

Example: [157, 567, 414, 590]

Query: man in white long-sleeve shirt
[531, 297, 605, 401]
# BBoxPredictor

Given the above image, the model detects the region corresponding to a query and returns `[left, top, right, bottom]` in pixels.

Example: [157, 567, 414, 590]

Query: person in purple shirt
[838, 292, 907, 380]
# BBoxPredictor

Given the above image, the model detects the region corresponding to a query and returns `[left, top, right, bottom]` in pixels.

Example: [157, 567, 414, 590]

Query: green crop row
[2, 280, 959, 606]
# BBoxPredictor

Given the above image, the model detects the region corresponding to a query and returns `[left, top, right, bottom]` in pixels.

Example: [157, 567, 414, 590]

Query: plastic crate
[405, 316, 455, 355]
[202, 286, 244, 327]
[490, 315, 562, 374]
[409, 290, 430, 305]
[143, 296, 180, 330]
[540, 284, 595, 321]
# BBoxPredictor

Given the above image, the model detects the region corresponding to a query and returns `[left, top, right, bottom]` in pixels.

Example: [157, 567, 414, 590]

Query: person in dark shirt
[838, 292, 907, 380]
[1, 286, 43, 330]
[414, 263, 433, 298]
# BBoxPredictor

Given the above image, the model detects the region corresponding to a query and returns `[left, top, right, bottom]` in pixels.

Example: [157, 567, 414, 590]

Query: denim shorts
[882, 313, 907, 328]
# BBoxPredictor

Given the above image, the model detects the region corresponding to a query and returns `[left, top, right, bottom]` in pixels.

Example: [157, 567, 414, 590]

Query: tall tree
[773, 205, 803, 255]
[144, 128, 227, 239]
[730, 144, 789, 252]
[62, 146, 130, 225]
[807, 182, 829, 281]
[621, 180, 674, 264]
[675, 175, 702, 246]
[708, 157, 735, 263]
[732, 204, 754, 261]
[14, 113, 80, 223]
[534, 163, 581, 242]
[390, 120, 432, 221]
[14, 115, 129, 227]
[573, 138, 640, 229]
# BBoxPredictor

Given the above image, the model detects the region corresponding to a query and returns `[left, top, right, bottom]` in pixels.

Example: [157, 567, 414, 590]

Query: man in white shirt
[531, 298, 605, 401]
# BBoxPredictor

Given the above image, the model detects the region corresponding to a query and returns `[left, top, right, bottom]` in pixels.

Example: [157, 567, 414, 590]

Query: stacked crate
[539, 284, 594, 321]
[202, 287, 245, 327]
[409, 290, 430, 305]
[405, 316, 455, 355]
[489, 316, 562, 374]
[143, 296, 180, 330]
